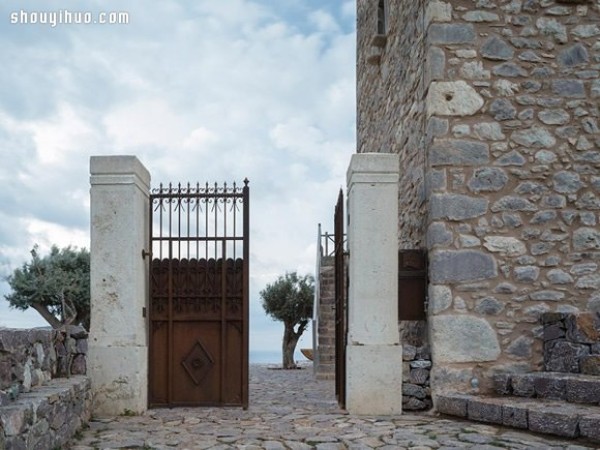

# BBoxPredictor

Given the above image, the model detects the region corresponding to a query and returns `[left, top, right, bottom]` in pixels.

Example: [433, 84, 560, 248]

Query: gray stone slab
[430, 250, 497, 284]
[579, 414, 600, 441]
[435, 394, 469, 418]
[468, 398, 503, 424]
[533, 376, 567, 400]
[512, 374, 535, 397]
[566, 378, 600, 404]
[502, 404, 529, 429]
[429, 24, 476, 44]
[493, 373, 512, 395]
[528, 406, 580, 438]
[581, 355, 600, 376]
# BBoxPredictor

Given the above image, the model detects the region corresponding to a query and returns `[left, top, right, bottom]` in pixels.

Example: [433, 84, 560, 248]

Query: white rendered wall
[345, 153, 403, 414]
[89, 155, 150, 417]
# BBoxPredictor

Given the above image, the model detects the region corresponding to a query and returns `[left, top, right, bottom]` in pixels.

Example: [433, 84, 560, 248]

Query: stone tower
[356, 0, 600, 399]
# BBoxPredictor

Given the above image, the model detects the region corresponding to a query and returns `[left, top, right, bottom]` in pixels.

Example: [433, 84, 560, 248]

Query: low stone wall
[543, 312, 600, 375]
[0, 326, 90, 449]
[401, 322, 433, 411]
[0, 376, 91, 450]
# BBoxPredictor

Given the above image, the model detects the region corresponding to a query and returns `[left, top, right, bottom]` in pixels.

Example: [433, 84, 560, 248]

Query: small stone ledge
[0, 376, 91, 450]
[436, 393, 600, 441]
[495, 372, 600, 404]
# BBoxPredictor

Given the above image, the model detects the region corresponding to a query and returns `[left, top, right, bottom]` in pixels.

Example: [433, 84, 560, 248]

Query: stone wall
[542, 311, 600, 374]
[425, 0, 600, 396]
[357, 0, 428, 249]
[402, 323, 433, 411]
[0, 326, 88, 397]
[0, 327, 90, 449]
[357, 0, 600, 400]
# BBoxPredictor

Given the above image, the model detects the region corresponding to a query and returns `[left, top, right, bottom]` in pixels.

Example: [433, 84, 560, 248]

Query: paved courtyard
[71, 364, 597, 449]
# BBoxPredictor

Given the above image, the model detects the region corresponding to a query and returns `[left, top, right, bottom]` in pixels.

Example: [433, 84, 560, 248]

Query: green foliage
[260, 272, 314, 327]
[4, 245, 90, 329]
[260, 271, 315, 368]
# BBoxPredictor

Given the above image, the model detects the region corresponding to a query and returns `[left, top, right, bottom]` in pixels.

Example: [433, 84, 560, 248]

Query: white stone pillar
[89, 156, 150, 417]
[346, 153, 403, 415]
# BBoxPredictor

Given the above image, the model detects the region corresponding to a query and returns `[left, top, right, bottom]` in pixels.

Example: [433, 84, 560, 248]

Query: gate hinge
[142, 307, 147, 318]
[142, 249, 152, 260]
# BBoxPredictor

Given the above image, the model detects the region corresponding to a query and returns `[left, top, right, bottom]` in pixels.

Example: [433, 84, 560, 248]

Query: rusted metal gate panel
[398, 250, 427, 321]
[334, 189, 347, 409]
[148, 181, 249, 408]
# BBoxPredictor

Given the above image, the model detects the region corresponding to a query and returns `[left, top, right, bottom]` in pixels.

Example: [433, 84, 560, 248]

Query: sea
[249, 349, 310, 365]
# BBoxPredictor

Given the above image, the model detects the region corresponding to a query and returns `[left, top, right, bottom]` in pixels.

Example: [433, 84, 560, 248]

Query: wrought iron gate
[334, 189, 347, 409]
[148, 181, 249, 408]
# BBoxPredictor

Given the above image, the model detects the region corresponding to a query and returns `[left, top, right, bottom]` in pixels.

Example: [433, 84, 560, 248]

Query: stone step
[436, 392, 600, 442]
[494, 371, 600, 405]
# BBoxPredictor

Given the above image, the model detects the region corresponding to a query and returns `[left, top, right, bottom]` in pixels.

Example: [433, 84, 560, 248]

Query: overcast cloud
[0, 1, 356, 357]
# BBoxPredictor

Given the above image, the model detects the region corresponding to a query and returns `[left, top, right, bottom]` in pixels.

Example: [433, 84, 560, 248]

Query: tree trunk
[282, 324, 301, 369]
[31, 303, 62, 328]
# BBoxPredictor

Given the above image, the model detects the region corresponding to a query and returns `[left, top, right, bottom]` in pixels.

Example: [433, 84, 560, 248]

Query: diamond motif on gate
[181, 340, 214, 386]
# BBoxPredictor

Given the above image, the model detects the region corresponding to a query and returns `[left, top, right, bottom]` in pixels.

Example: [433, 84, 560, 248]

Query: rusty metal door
[398, 250, 427, 321]
[148, 181, 249, 408]
[334, 189, 347, 409]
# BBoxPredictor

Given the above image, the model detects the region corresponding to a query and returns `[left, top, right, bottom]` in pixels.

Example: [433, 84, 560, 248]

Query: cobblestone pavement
[70, 364, 598, 449]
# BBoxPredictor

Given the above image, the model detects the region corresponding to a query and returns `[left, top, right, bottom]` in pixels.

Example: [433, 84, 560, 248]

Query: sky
[0, 0, 356, 360]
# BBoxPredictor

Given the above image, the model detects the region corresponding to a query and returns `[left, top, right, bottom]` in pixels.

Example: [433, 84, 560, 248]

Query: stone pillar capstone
[345, 153, 403, 414]
[89, 155, 150, 416]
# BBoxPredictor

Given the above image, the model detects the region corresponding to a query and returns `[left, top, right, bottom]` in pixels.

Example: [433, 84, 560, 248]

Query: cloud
[0, 0, 356, 353]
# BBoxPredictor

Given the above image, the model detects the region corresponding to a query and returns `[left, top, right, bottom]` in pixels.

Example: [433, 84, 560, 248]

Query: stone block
[429, 250, 497, 284]
[427, 46, 446, 82]
[468, 168, 507, 193]
[427, 81, 484, 116]
[544, 323, 566, 342]
[511, 126, 556, 148]
[0, 406, 32, 436]
[491, 196, 537, 212]
[566, 314, 600, 344]
[528, 406, 580, 438]
[502, 404, 529, 429]
[430, 139, 489, 166]
[566, 378, 600, 404]
[544, 341, 590, 373]
[574, 228, 600, 252]
[512, 374, 535, 397]
[403, 397, 430, 411]
[580, 355, 600, 376]
[402, 383, 427, 399]
[493, 373, 512, 395]
[558, 43, 589, 67]
[541, 312, 569, 325]
[468, 398, 503, 424]
[579, 414, 600, 441]
[430, 194, 488, 220]
[533, 376, 567, 400]
[409, 368, 430, 385]
[481, 36, 513, 61]
[430, 315, 500, 363]
[429, 24, 476, 44]
[435, 393, 469, 417]
[552, 79, 585, 98]
[71, 355, 86, 376]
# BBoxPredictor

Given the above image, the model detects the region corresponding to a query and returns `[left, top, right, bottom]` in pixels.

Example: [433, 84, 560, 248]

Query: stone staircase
[436, 372, 600, 442]
[436, 312, 600, 443]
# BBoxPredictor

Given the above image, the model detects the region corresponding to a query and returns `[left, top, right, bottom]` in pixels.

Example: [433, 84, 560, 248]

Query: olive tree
[4, 245, 90, 329]
[260, 272, 314, 369]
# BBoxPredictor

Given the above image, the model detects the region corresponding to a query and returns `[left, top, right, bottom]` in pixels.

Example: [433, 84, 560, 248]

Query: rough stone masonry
[357, 0, 600, 400]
